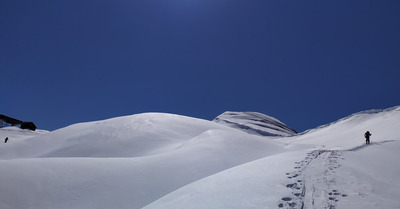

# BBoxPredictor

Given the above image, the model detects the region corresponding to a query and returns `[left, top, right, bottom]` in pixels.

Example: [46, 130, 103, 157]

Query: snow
[213, 111, 297, 137]
[0, 106, 400, 209]
[0, 126, 48, 141]
[332, 141, 400, 209]
[142, 150, 308, 209]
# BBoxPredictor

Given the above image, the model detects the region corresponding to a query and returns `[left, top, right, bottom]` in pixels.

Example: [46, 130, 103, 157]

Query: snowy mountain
[213, 111, 297, 137]
[0, 126, 48, 142]
[0, 107, 399, 209]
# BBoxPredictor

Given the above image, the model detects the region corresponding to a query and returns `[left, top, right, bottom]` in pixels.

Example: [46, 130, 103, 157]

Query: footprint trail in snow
[278, 141, 394, 209]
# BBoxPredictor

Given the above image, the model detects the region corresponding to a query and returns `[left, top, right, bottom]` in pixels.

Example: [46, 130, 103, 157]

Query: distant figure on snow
[364, 131, 371, 145]
[4, 137, 8, 143]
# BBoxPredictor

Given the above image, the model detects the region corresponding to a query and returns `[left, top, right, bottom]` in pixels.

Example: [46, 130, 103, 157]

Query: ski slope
[0, 106, 399, 209]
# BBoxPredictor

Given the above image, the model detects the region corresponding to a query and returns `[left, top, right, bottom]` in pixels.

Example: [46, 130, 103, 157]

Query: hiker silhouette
[364, 131, 371, 144]
[4, 137, 8, 143]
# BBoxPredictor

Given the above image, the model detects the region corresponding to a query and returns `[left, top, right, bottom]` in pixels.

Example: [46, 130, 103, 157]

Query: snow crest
[213, 111, 297, 137]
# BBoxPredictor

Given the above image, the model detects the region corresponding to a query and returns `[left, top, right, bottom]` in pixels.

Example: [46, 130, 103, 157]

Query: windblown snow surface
[0, 106, 400, 209]
[213, 111, 297, 137]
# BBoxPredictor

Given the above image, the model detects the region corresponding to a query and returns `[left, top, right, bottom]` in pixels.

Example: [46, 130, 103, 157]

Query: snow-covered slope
[145, 106, 400, 209]
[0, 126, 48, 142]
[213, 111, 297, 137]
[285, 106, 400, 150]
[1, 107, 399, 209]
[0, 113, 285, 209]
[0, 113, 239, 158]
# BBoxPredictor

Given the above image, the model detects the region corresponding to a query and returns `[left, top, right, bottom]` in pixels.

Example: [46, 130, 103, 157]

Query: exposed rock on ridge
[213, 111, 297, 137]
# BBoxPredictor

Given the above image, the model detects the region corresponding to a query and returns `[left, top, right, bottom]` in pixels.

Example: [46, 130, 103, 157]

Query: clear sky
[1, 0, 399, 132]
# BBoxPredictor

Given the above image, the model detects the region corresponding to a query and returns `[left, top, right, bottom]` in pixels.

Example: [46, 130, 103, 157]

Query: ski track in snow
[277, 140, 395, 209]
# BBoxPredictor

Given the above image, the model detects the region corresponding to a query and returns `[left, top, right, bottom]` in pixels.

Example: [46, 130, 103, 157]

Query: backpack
[364, 132, 370, 138]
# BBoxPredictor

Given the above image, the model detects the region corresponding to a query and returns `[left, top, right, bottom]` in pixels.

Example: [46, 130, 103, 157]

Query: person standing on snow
[364, 131, 371, 144]
[4, 137, 8, 143]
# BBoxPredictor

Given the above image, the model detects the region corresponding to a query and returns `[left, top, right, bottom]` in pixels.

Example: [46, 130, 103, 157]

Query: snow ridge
[213, 111, 297, 137]
[299, 106, 400, 135]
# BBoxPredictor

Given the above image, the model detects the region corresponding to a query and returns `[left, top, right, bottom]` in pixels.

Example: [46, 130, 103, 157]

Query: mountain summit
[213, 111, 297, 137]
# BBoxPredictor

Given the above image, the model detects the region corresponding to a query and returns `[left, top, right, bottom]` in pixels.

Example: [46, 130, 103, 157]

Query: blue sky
[1, 0, 399, 132]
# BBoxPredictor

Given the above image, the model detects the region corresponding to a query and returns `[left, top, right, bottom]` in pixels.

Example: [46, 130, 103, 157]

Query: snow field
[0, 113, 287, 209]
[0, 106, 399, 209]
[143, 150, 309, 209]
